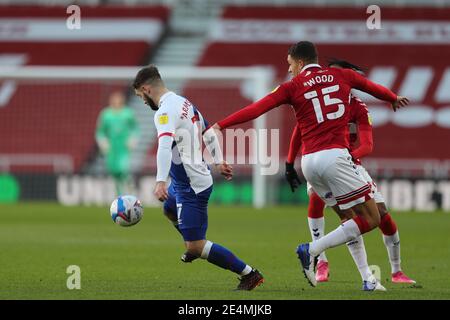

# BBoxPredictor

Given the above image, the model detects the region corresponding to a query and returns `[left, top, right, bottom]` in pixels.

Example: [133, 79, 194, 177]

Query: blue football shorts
[163, 184, 212, 241]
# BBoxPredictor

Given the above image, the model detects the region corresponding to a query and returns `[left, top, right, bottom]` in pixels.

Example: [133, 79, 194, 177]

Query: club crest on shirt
[158, 113, 169, 124]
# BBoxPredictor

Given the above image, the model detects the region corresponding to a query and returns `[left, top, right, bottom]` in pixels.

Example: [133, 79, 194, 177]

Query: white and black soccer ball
[110, 195, 143, 227]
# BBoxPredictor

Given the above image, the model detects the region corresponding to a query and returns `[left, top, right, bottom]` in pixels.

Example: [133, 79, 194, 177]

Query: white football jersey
[154, 91, 212, 194]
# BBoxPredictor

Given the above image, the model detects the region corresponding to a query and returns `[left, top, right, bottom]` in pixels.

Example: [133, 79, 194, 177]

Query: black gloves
[285, 162, 302, 193]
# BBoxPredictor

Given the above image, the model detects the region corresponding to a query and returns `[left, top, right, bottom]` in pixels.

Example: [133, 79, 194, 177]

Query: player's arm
[344, 69, 409, 111]
[154, 111, 176, 201]
[285, 124, 302, 192]
[350, 122, 373, 159]
[350, 100, 374, 160]
[287, 124, 302, 164]
[200, 112, 232, 180]
[95, 111, 109, 154]
[212, 83, 292, 130]
[351, 125, 373, 160]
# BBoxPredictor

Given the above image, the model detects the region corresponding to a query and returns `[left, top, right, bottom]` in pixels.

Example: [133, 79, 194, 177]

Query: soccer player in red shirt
[285, 59, 416, 289]
[207, 41, 409, 287]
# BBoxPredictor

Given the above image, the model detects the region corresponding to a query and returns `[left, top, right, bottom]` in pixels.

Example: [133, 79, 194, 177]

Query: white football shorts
[301, 148, 373, 210]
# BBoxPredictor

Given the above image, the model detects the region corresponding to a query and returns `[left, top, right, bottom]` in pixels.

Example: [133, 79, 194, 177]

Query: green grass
[0, 202, 449, 300]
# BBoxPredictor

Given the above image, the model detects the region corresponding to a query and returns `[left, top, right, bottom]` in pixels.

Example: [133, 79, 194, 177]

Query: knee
[353, 200, 381, 230]
[377, 203, 388, 217]
[185, 241, 204, 257]
[368, 211, 381, 229]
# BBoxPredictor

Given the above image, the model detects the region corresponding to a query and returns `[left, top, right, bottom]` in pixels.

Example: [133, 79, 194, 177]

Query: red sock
[353, 216, 371, 234]
[379, 213, 397, 236]
[308, 192, 326, 219]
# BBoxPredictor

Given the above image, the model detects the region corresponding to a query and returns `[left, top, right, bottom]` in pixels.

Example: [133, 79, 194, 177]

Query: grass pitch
[0, 202, 449, 300]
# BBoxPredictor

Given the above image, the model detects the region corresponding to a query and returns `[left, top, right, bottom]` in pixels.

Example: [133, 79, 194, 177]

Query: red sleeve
[217, 83, 291, 129]
[287, 125, 302, 163]
[350, 99, 373, 160]
[343, 69, 397, 103]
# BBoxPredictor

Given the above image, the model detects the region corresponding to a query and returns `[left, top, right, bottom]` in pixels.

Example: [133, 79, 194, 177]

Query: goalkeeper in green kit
[95, 91, 139, 195]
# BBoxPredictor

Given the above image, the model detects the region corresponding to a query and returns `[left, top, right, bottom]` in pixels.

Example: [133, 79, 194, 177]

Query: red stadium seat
[0, 5, 170, 173]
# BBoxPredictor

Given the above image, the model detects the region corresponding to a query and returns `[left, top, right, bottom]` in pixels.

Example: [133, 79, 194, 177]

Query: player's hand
[216, 161, 233, 181]
[154, 181, 169, 202]
[285, 162, 301, 192]
[392, 96, 409, 112]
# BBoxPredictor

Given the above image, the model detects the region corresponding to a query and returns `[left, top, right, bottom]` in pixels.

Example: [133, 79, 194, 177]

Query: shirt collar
[158, 91, 174, 107]
[301, 63, 322, 73]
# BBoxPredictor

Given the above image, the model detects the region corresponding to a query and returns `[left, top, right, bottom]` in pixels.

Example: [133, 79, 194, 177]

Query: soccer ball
[110, 195, 143, 227]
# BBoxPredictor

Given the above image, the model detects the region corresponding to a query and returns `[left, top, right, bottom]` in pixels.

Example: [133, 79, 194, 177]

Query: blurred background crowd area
[0, 0, 449, 210]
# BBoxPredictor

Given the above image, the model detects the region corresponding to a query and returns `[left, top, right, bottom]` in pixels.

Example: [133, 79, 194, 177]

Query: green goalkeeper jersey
[95, 106, 139, 174]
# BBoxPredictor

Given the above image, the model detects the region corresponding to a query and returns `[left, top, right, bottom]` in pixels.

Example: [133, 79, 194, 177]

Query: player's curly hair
[133, 64, 163, 89]
[327, 59, 366, 75]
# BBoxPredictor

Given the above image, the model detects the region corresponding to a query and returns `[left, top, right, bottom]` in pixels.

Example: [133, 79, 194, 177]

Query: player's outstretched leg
[377, 203, 416, 284]
[176, 187, 262, 290]
[186, 240, 264, 291]
[307, 192, 329, 282]
[298, 199, 380, 287]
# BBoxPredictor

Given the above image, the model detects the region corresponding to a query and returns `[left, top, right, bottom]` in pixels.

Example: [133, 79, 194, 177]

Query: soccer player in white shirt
[133, 65, 263, 290]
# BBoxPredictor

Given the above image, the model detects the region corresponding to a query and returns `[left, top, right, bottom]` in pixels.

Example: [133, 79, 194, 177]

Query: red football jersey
[268, 65, 394, 155]
[217, 64, 395, 155]
[285, 94, 374, 164]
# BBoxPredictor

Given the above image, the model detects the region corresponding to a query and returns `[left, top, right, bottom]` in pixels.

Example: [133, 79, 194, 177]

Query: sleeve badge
[158, 113, 169, 125]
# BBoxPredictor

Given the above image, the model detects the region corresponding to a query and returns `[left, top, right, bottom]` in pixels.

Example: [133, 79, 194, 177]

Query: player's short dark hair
[133, 64, 163, 89]
[328, 59, 366, 75]
[288, 41, 318, 64]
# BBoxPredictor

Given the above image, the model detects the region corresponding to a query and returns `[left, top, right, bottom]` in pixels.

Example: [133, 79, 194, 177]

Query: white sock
[347, 236, 372, 281]
[383, 231, 401, 274]
[240, 265, 252, 276]
[308, 217, 328, 262]
[200, 240, 213, 259]
[309, 219, 361, 257]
